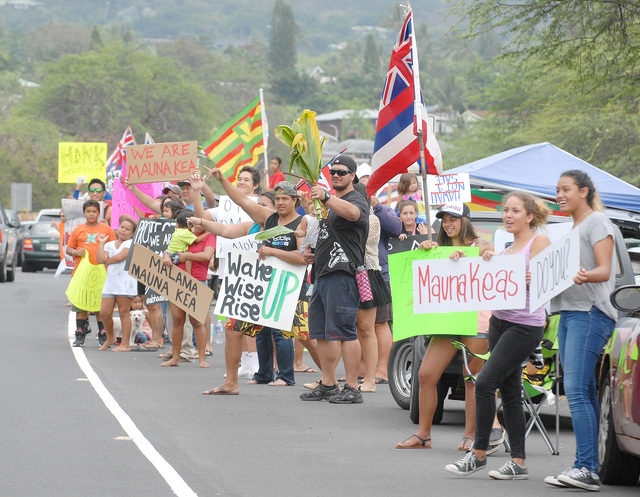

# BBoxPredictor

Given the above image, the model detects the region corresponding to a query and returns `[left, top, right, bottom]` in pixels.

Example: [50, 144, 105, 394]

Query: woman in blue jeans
[546, 170, 617, 492]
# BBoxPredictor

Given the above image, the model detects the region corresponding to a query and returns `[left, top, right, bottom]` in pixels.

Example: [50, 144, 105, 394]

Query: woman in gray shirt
[546, 170, 617, 492]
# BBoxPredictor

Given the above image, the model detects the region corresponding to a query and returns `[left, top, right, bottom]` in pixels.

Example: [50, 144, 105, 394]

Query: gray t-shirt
[550, 211, 617, 320]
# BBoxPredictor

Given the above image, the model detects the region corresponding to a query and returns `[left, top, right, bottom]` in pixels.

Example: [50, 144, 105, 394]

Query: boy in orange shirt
[66, 200, 116, 346]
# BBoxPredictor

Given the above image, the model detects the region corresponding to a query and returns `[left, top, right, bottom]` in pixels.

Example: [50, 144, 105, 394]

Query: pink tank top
[493, 234, 546, 327]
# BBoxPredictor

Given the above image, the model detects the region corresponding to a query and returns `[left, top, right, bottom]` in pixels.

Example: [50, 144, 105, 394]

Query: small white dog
[129, 309, 147, 346]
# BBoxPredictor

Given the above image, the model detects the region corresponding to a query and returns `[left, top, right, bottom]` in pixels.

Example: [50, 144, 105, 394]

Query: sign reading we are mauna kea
[126, 141, 198, 184]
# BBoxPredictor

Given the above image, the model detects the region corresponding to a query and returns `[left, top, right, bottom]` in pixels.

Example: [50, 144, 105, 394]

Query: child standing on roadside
[66, 199, 116, 347]
[96, 215, 138, 351]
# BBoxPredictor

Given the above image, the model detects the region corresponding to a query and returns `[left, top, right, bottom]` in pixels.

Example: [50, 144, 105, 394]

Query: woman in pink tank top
[445, 191, 551, 480]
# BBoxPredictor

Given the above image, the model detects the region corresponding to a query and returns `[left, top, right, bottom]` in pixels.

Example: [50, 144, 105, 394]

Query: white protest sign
[217, 233, 259, 258]
[216, 195, 257, 225]
[412, 254, 526, 313]
[529, 228, 580, 312]
[214, 249, 306, 330]
[427, 173, 471, 205]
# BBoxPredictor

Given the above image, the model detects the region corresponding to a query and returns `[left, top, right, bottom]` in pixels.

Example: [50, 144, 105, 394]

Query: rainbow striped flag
[201, 95, 265, 183]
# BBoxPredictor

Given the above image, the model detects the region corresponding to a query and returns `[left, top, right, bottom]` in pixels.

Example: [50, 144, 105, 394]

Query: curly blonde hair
[503, 191, 550, 230]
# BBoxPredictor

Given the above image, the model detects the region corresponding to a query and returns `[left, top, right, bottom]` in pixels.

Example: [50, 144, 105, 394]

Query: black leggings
[473, 316, 544, 459]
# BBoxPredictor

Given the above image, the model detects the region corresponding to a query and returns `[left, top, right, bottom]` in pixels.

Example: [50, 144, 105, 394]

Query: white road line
[67, 313, 197, 497]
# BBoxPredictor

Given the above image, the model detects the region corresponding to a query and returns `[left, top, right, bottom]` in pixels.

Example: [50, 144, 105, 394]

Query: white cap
[356, 163, 372, 179]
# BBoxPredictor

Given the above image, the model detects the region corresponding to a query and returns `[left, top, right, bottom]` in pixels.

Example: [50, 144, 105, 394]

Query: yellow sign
[58, 142, 108, 183]
[65, 254, 107, 312]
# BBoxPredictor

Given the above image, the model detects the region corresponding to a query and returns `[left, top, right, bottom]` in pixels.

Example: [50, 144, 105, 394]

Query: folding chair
[521, 314, 561, 455]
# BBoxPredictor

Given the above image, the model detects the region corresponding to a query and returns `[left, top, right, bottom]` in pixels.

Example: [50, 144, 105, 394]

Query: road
[1, 271, 638, 496]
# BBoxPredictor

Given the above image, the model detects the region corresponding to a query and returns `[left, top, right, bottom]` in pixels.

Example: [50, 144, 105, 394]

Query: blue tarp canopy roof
[447, 142, 640, 213]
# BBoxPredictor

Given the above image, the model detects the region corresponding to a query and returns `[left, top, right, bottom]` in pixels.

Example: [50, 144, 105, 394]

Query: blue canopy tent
[447, 142, 640, 213]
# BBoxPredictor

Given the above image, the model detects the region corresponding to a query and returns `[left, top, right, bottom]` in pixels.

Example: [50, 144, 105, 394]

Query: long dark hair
[436, 216, 479, 247]
[560, 170, 604, 212]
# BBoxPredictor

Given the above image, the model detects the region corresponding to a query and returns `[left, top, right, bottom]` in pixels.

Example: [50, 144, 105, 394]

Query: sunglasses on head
[329, 169, 351, 177]
[89, 188, 104, 193]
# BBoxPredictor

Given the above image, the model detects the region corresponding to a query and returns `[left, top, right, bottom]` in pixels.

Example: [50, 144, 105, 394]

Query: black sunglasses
[329, 169, 351, 177]
[89, 188, 104, 193]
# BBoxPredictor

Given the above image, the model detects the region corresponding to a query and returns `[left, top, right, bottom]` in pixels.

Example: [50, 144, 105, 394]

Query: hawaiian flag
[106, 126, 135, 174]
[201, 95, 266, 184]
[366, 9, 442, 197]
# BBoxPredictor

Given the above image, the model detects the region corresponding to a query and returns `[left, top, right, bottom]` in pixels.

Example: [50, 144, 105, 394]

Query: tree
[268, 0, 301, 104]
[451, 0, 640, 95]
[362, 32, 380, 76]
[31, 43, 216, 142]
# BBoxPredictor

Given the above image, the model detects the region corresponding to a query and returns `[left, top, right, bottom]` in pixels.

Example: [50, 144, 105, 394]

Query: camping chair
[451, 314, 562, 456]
[521, 314, 561, 455]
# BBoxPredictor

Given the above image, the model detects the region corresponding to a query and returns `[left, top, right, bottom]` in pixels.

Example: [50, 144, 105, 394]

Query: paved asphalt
[1, 271, 638, 496]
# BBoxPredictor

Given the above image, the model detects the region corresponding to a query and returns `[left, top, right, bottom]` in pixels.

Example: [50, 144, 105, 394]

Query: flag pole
[260, 88, 269, 190]
[406, 2, 433, 237]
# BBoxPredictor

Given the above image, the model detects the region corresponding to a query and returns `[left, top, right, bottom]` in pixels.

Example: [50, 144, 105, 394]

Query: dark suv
[0, 200, 19, 282]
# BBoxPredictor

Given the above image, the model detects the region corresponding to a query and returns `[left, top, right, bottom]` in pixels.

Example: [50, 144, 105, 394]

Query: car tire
[388, 338, 415, 410]
[0, 256, 6, 282]
[22, 261, 34, 273]
[409, 336, 427, 423]
[598, 372, 640, 485]
[6, 254, 16, 282]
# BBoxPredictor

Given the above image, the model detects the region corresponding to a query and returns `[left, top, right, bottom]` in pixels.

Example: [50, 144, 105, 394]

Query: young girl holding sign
[396, 202, 493, 451]
[544, 171, 617, 491]
[445, 192, 550, 480]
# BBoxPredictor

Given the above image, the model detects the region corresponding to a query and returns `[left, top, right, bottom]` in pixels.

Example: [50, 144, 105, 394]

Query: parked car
[597, 285, 640, 485]
[34, 208, 61, 225]
[22, 222, 62, 272]
[0, 200, 19, 282]
[5, 210, 25, 266]
[388, 211, 636, 426]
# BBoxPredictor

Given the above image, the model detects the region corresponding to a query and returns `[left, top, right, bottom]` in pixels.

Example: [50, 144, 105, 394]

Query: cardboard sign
[110, 176, 163, 229]
[388, 234, 431, 255]
[427, 173, 471, 205]
[126, 141, 198, 184]
[413, 253, 527, 313]
[124, 218, 176, 304]
[529, 228, 580, 312]
[389, 247, 479, 340]
[65, 253, 107, 312]
[58, 142, 108, 183]
[128, 244, 214, 323]
[214, 250, 306, 330]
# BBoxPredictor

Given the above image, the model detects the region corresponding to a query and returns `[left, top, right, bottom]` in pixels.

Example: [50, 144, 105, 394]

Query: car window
[32, 224, 59, 237]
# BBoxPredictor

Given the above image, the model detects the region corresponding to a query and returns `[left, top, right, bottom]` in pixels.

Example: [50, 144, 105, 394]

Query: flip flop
[375, 377, 388, 384]
[202, 386, 239, 395]
[205, 349, 213, 356]
[295, 367, 318, 373]
[396, 434, 431, 449]
[458, 436, 474, 451]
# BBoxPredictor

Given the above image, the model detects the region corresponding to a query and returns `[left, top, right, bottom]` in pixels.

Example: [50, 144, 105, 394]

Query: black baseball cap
[332, 155, 359, 183]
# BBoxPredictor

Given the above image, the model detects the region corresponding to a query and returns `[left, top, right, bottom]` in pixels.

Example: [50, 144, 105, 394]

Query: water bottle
[214, 318, 224, 344]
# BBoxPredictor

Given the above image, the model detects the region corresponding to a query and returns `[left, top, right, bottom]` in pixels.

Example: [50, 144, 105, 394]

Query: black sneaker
[329, 384, 363, 404]
[98, 329, 107, 346]
[557, 467, 601, 491]
[73, 328, 86, 347]
[299, 381, 341, 401]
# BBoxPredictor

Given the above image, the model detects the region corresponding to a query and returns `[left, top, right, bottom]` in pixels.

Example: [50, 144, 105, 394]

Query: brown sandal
[396, 434, 431, 449]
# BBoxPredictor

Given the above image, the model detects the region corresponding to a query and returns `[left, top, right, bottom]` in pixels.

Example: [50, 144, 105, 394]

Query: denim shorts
[309, 271, 359, 341]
